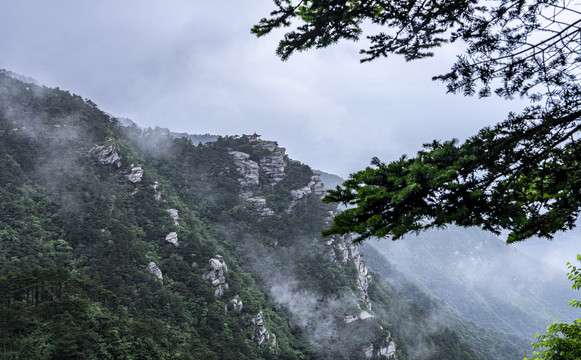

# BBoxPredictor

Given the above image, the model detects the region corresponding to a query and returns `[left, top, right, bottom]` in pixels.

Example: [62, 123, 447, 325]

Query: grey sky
[1, 0, 523, 178]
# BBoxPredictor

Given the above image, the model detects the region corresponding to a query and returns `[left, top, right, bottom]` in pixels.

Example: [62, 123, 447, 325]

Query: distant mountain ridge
[367, 226, 577, 341]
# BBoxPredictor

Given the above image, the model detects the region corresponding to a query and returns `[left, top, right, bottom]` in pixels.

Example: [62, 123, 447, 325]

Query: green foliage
[254, 2, 581, 244]
[526, 255, 581, 360]
[323, 109, 581, 243]
[0, 70, 513, 359]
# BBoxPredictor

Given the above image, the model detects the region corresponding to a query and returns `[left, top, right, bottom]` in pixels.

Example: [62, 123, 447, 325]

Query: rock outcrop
[153, 181, 162, 200]
[89, 142, 122, 168]
[126, 166, 143, 183]
[229, 151, 259, 193]
[351, 245, 372, 308]
[165, 232, 179, 246]
[344, 310, 375, 323]
[365, 333, 397, 359]
[258, 141, 286, 185]
[251, 311, 276, 347]
[146, 262, 163, 281]
[310, 174, 326, 196]
[327, 234, 375, 322]
[202, 255, 228, 297]
[166, 209, 179, 226]
[226, 295, 243, 312]
[289, 174, 326, 210]
[246, 197, 274, 217]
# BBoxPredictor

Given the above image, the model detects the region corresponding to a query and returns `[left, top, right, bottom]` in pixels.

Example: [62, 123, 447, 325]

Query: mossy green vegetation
[0, 70, 518, 359]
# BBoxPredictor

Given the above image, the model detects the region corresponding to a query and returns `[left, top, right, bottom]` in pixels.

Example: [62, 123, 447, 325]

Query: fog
[366, 226, 579, 340]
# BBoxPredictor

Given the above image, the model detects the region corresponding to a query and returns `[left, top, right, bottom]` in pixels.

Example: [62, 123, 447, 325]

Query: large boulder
[202, 255, 229, 297]
[126, 167, 143, 183]
[146, 262, 163, 281]
[165, 232, 179, 246]
[89, 143, 122, 168]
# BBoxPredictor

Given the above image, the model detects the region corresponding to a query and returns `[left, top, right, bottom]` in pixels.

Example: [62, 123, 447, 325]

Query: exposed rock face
[226, 295, 243, 312]
[328, 233, 375, 323]
[378, 339, 397, 358]
[229, 141, 287, 213]
[310, 174, 326, 196]
[344, 310, 375, 323]
[146, 262, 163, 281]
[229, 151, 259, 192]
[289, 175, 327, 210]
[364, 344, 374, 358]
[202, 255, 228, 297]
[359, 310, 374, 320]
[365, 334, 397, 359]
[247, 197, 274, 217]
[352, 246, 372, 307]
[290, 186, 312, 202]
[259, 141, 286, 185]
[153, 181, 162, 200]
[89, 143, 122, 168]
[126, 166, 143, 183]
[165, 232, 179, 246]
[166, 209, 179, 226]
[251, 311, 276, 347]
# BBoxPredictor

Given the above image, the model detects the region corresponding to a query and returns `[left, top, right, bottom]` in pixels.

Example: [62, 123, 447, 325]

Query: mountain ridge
[0, 69, 534, 359]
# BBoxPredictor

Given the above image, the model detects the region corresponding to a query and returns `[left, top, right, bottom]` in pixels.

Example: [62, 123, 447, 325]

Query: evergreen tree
[254, 0, 581, 243]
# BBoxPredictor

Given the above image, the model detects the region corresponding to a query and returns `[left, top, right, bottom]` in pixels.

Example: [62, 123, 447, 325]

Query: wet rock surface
[146, 262, 163, 281]
[202, 255, 228, 297]
[89, 142, 122, 168]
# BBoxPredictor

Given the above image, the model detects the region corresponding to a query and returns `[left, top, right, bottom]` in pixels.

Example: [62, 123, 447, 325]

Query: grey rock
[203, 256, 228, 297]
[364, 344, 374, 358]
[89, 143, 122, 168]
[229, 151, 260, 189]
[230, 295, 243, 312]
[153, 181, 162, 200]
[251, 311, 276, 347]
[259, 145, 286, 185]
[126, 167, 143, 183]
[288, 174, 327, 210]
[214, 284, 225, 297]
[247, 197, 275, 217]
[146, 262, 163, 281]
[165, 232, 179, 246]
[210, 258, 223, 270]
[166, 209, 179, 226]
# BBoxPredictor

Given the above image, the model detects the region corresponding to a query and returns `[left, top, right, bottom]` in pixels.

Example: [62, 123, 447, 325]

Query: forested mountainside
[0, 70, 522, 359]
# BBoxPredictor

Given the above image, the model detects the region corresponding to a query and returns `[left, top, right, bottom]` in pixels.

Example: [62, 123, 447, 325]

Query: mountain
[366, 227, 578, 342]
[0, 69, 529, 359]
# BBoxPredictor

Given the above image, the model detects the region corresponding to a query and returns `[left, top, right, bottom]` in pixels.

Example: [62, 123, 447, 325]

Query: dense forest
[0, 70, 531, 359]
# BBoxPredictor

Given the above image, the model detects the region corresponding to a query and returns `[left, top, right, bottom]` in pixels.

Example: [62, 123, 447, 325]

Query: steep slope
[367, 227, 577, 342]
[361, 243, 531, 359]
[0, 69, 491, 359]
